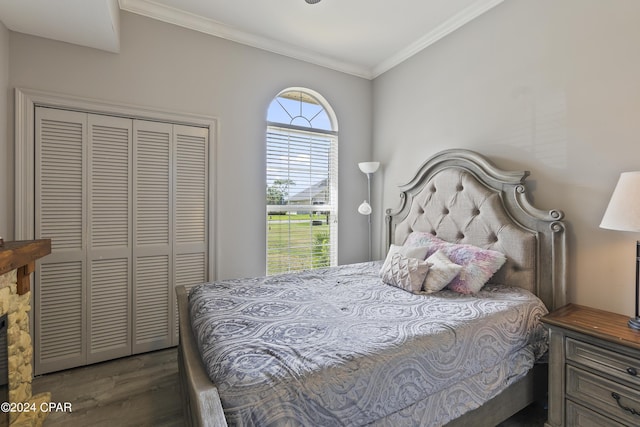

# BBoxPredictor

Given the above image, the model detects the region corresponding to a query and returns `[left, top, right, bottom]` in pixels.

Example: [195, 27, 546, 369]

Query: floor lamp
[358, 161, 380, 261]
[600, 171, 640, 330]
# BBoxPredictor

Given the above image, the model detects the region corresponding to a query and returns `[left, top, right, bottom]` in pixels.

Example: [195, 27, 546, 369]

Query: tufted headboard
[385, 149, 567, 311]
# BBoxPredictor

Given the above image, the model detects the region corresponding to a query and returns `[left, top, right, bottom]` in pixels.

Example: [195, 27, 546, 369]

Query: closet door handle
[611, 392, 640, 417]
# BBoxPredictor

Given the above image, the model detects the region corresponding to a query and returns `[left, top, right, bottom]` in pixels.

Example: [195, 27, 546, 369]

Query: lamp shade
[358, 200, 372, 215]
[358, 162, 380, 174]
[600, 172, 640, 232]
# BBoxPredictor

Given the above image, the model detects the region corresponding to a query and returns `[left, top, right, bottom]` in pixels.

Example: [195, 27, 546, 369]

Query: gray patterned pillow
[379, 244, 429, 276]
[422, 250, 462, 293]
[380, 252, 430, 294]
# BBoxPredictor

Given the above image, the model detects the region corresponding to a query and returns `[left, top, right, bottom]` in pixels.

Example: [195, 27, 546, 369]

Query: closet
[34, 107, 209, 375]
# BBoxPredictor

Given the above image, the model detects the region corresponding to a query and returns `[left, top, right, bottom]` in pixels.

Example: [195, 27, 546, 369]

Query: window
[266, 88, 338, 275]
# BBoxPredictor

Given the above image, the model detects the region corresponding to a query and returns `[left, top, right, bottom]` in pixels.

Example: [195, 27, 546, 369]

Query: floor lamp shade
[358, 162, 380, 174]
[600, 171, 640, 330]
[358, 201, 372, 215]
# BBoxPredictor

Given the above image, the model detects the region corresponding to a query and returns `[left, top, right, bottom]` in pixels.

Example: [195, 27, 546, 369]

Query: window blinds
[266, 125, 338, 274]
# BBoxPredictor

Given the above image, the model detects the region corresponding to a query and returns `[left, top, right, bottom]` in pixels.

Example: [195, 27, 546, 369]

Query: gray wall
[373, 0, 640, 316]
[7, 11, 373, 279]
[0, 21, 9, 241]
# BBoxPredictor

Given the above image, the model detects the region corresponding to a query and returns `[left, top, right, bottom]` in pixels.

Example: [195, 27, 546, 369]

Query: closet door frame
[15, 88, 217, 360]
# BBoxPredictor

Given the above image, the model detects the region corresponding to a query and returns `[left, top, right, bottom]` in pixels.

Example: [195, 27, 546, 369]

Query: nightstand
[541, 304, 640, 427]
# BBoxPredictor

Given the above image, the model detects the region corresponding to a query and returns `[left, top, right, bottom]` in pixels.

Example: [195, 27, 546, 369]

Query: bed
[176, 148, 567, 427]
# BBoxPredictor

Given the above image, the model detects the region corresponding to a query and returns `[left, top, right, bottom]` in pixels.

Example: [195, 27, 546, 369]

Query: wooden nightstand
[541, 304, 640, 427]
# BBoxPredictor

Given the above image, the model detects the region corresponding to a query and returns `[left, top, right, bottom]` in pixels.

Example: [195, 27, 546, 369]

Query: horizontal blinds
[135, 128, 171, 246]
[87, 114, 132, 364]
[133, 120, 172, 352]
[135, 255, 170, 344]
[35, 107, 87, 374]
[90, 123, 131, 248]
[39, 261, 84, 362]
[38, 117, 85, 251]
[266, 125, 337, 275]
[175, 133, 207, 243]
[89, 258, 129, 354]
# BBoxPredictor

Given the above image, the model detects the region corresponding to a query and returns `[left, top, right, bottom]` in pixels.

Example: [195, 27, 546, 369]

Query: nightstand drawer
[567, 365, 640, 426]
[566, 400, 624, 427]
[566, 338, 640, 388]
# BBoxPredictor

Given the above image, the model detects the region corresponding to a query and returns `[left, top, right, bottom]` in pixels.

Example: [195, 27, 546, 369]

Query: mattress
[188, 261, 548, 426]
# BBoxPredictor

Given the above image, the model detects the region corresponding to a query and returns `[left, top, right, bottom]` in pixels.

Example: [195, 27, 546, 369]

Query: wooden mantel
[0, 239, 51, 295]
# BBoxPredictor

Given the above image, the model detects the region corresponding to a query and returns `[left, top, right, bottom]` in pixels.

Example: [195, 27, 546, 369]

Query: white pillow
[404, 232, 506, 294]
[380, 253, 430, 294]
[380, 244, 429, 276]
[422, 250, 462, 294]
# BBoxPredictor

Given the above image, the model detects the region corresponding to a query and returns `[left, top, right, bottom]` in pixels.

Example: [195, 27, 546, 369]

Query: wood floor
[32, 349, 183, 426]
[33, 348, 546, 426]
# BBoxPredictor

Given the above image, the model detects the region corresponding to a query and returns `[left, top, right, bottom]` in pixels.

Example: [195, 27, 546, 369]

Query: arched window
[266, 88, 338, 275]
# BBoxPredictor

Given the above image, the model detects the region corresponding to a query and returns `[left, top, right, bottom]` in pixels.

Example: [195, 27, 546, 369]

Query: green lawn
[267, 214, 330, 274]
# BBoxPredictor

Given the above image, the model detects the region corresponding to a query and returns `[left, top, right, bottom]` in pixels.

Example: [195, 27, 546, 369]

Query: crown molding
[118, 0, 372, 79]
[119, 0, 504, 81]
[371, 0, 505, 78]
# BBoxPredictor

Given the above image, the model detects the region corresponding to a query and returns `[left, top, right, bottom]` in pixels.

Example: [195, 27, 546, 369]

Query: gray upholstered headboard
[385, 149, 567, 311]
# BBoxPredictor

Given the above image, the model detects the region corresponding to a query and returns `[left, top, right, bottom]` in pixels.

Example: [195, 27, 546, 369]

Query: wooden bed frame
[176, 148, 567, 426]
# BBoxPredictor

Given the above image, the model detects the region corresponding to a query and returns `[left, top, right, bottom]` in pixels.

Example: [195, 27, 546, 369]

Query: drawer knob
[611, 392, 640, 417]
[627, 367, 638, 376]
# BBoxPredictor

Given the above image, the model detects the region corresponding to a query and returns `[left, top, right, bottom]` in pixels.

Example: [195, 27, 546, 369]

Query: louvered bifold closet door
[35, 107, 87, 375]
[133, 120, 173, 353]
[172, 125, 209, 345]
[87, 115, 132, 364]
[34, 108, 210, 373]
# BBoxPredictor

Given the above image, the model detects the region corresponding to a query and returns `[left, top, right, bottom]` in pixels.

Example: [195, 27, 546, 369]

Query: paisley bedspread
[188, 261, 548, 426]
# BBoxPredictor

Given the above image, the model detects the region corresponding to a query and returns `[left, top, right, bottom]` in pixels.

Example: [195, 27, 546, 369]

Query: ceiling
[0, 0, 505, 79]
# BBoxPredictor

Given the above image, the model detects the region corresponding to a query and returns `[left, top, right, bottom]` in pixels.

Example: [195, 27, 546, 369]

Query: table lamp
[600, 171, 640, 330]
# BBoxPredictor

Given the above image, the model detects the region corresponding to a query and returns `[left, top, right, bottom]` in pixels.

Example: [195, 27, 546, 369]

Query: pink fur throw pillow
[404, 232, 506, 294]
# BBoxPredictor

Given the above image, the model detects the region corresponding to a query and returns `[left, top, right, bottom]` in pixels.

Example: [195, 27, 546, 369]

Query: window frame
[265, 88, 339, 275]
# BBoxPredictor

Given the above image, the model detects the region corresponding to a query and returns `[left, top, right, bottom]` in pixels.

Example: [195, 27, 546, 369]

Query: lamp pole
[366, 172, 372, 261]
[358, 162, 380, 262]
